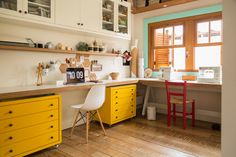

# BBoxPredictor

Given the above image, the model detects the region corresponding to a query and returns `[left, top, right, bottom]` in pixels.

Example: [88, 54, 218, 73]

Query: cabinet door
[116, 0, 130, 37]
[55, 0, 81, 28]
[80, 0, 101, 32]
[23, 0, 54, 23]
[0, 0, 23, 17]
[102, 0, 115, 33]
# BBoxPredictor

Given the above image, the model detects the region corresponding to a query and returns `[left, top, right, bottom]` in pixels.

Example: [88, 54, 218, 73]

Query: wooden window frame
[148, 12, 222, 72]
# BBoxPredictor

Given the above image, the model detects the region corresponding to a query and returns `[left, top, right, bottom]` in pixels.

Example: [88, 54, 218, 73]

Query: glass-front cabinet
[102, 0, 130, 39]
[0, 0, 54, 22]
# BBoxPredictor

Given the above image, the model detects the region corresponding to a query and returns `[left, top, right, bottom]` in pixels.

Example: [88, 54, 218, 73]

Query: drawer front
[112, 100, 135, 112]
[0, 120, 59, 147]
[0, 98, 58, 120]
[0, 110, 58, 133]
[112, 87, 136, 97]
[112, 97, 135, 106]
[112, 108, 135, 122]
[0, 131, 59, 157]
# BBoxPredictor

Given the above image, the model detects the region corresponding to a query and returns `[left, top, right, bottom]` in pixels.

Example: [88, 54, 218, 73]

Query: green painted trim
[143, 4, 222, 69]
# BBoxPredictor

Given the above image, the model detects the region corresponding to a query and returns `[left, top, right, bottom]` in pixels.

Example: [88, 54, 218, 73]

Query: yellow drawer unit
[96, 84, 136, 125]
[0, 95, 62, 157]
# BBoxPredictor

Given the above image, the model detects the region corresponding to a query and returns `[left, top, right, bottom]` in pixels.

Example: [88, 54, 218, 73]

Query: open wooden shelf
[132, 0, 197, 14]
[0, 45, 119, 57]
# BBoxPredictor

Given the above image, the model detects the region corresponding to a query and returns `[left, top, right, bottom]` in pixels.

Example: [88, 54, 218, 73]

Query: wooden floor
[28, 114, 221, 157]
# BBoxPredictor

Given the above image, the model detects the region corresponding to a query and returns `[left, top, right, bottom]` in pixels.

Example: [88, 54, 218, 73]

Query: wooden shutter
[155, 48, 169, 69]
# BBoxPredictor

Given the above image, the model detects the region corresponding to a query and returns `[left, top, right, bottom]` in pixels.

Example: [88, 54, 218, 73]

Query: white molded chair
[70, 85, 106, 143]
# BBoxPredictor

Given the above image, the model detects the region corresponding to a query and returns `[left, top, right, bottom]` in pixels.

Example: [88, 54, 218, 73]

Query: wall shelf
[0, 45, 120, 57]
[132, 0, 197, 14]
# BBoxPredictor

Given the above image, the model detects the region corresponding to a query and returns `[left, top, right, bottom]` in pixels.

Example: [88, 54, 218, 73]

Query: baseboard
[144, 102, 221, 123]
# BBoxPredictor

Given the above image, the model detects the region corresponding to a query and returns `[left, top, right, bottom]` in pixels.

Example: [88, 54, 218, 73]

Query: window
[148, 12, 222, 71]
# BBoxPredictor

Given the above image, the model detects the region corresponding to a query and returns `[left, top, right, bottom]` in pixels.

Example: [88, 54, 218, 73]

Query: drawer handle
[9, 149, 13, 153]
[131, 111, 133, 113]
[50, 125, 54, 128]
[9, 124, 13, 127]
[50, 104, 54, 107]
[50, 136, 54, 139]
[131, 98, 134, 101]
[8, 110, 13, 114]
[116, 91, 118, 94]
[115, 102, 118, 104]
[131, 89, 134, 91]
[116, 96, 118, 98]
[115, 109, 118, 111]
[116, 116, 118, 119]
[50, 115, 54, 118]
[9, 136, 13, 140]
[132, 93, 134, 95]
[131, 105, 134, 107]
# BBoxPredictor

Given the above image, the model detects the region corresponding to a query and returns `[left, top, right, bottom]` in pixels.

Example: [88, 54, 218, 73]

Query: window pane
[164, 27, 173, 46]
[195, 46, 221, 69]
[174, 25, 183, 45]
[155, 48, 170, 69]
[154, 28, 164, 46]
[210, 20, 222, 43]
[173, 48, 186, 70]
[197, 22, 209, 44]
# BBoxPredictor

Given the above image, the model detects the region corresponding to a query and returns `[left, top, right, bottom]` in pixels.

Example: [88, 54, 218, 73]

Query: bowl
[110, 72, 119, 80]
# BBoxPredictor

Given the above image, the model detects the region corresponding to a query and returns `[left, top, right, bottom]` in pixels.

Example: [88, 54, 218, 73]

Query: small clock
[66, 68, 85, 84]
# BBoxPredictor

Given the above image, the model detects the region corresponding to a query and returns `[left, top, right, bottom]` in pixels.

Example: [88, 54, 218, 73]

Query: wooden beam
[132, 0, 197, 14]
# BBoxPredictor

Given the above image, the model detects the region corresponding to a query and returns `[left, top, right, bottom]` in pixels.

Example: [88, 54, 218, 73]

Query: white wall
[132, 0, 222, 57]
[222, 0, 236, 156]
[0, 21, 131, 129]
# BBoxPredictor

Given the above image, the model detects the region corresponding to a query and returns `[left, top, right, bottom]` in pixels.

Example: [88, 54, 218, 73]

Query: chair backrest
[165, 80, 187, 104]
[81, 84, 106, 111]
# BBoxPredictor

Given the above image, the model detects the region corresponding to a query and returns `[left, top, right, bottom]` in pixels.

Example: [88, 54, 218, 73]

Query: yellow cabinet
[0, 95, 62, 157]
[97, 84, 136, 125]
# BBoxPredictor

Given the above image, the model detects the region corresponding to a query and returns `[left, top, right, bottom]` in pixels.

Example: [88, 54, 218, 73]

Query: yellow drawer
[0, 110, 58, 133]
[112, 102, 135, 113]
[0, 98, 58, 120]
[112, 109, 135, 122]
[112, 96, 135, 106]
[0, 120, 59, 147]
[0, 131, 60, 157]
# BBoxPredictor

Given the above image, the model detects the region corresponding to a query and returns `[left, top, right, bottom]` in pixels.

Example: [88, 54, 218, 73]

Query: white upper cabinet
[102, 0, 131, 39]
[0, 0, 54, 22]
[80, 0, 101, 32]
[55, 0, 81, 28]
[55, 0, 101, 32]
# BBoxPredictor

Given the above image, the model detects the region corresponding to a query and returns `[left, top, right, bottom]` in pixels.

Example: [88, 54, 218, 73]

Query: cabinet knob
[131, 98, 133, 101]
[116, 116, 118, 119]
[9, 124, 13, 127]
[131, 111, 133, 113]
[50, 136, 54, 139]
[116, 96, 118, 98]
[9, 149, 13, 153]
[24, 11, 28, 14]
[116, 91, 118, 93]
[50, 125, 54, 128]
[115, 109, 118, 111]
[50, 104, 53, 107]
[50, 115, 54, 118]
[115, 102, 118, 104]
[8, 110, 13, 114]
[9, 136, 13, 140]
[18, 10, 22, 13]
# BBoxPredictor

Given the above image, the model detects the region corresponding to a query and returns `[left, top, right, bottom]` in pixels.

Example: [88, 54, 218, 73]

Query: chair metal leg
[96, 110, 106, 135]
[70, 110, 80, 136]
[168, 102, 171, 127]
[183, 103, 186, 129]
[192, 100, 195, 127]
[173, 104, 176, 122]
[86, 111, 90, 143]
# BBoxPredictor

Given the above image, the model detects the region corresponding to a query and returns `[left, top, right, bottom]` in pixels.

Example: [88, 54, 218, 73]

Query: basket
[110, 72, 119, 80]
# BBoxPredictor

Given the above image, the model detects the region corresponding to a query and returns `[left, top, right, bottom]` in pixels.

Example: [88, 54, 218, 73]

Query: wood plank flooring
[27, 114, 221, 157]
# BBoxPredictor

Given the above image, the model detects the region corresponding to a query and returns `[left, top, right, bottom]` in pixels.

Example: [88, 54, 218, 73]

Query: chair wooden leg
[70, 110, 80, 136]
[86, 111, 90, 143]
[192, 100, 195, 127]
[96, 110, 106, 135]
[173, 104, 176, 122]
[168, 103, 171, 127]
[183, 103, 186, 129]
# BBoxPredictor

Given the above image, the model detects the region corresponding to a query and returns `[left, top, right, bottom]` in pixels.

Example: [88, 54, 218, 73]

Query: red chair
[165, 80, 195, 129]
